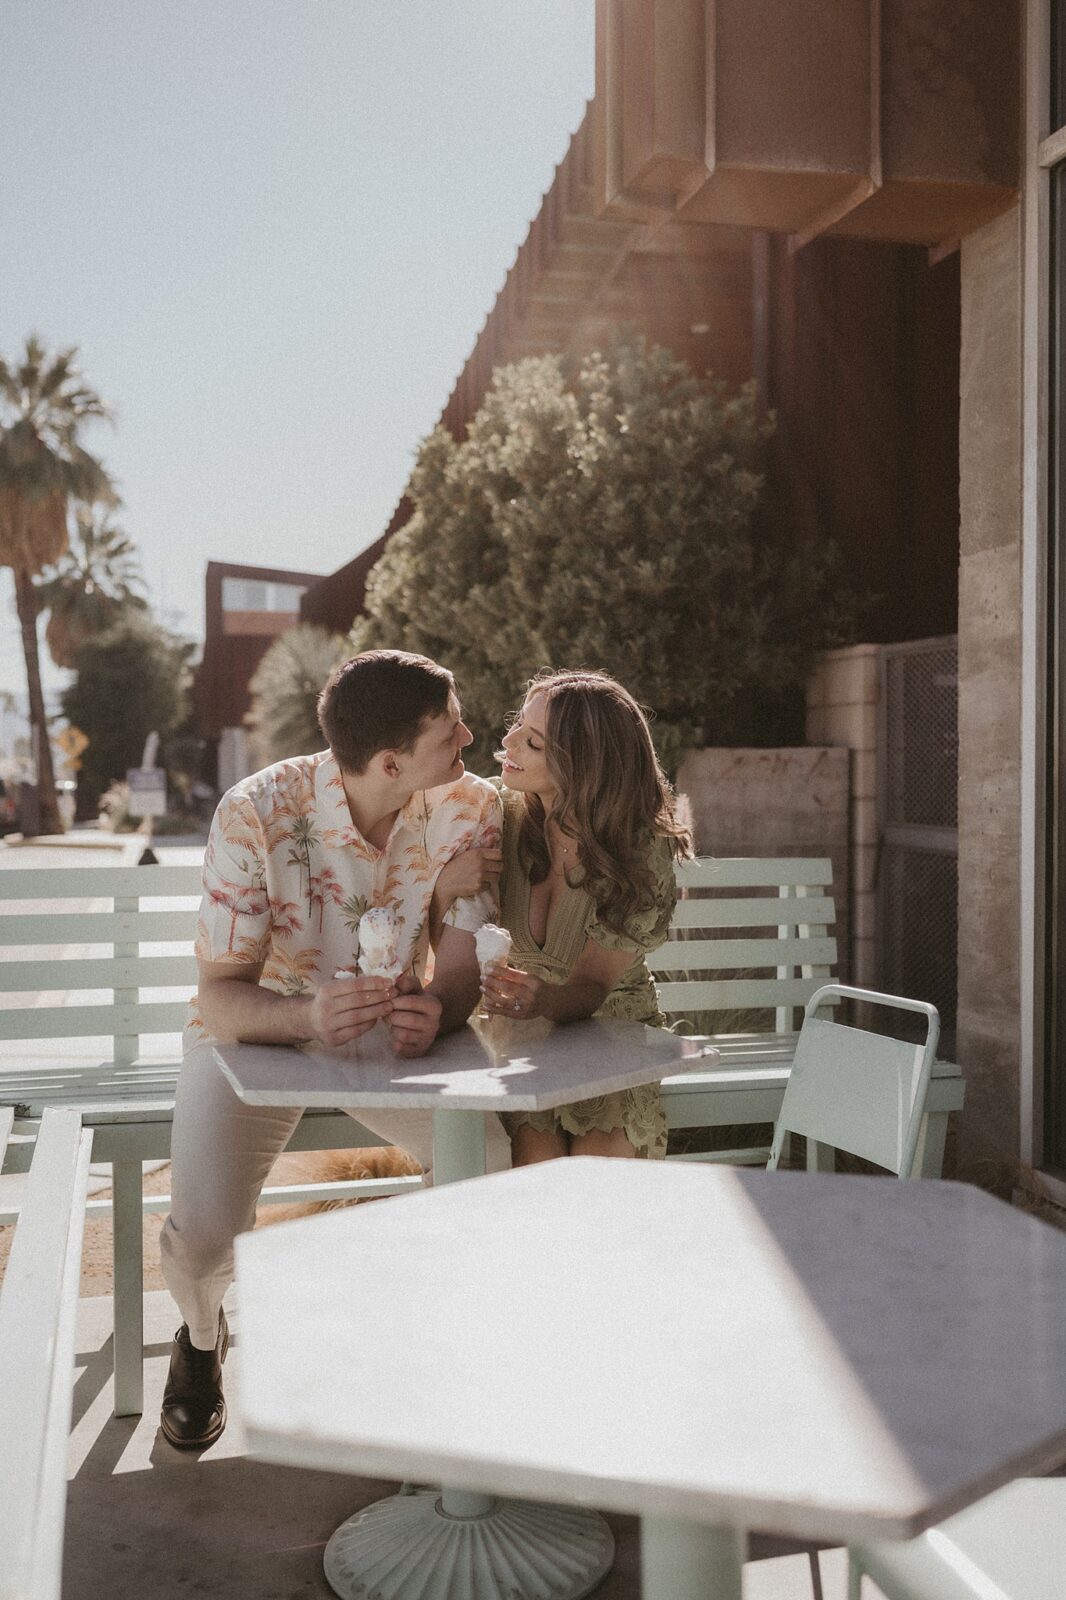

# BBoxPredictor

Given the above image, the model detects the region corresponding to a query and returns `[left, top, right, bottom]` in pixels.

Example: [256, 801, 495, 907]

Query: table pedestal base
[641, 1516, 745, 1600]
[323, 1487, 614, 1600]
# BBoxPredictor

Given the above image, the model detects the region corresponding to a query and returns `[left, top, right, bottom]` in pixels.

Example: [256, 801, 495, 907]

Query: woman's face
[499, 691, 554, 799]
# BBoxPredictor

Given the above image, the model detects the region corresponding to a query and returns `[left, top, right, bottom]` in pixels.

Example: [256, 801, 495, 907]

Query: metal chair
[768, 983, 941, 1179]
[849, 1477, 1064, 1600]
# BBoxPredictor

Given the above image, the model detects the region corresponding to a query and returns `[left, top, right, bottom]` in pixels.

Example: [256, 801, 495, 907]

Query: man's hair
[318, 650, 454, 774]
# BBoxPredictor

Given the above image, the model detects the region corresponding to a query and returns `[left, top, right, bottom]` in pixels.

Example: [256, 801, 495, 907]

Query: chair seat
[853, 1478, 1065, 1600]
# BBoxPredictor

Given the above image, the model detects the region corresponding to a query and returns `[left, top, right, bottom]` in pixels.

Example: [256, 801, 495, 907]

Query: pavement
[67, 1290, 858, 1600]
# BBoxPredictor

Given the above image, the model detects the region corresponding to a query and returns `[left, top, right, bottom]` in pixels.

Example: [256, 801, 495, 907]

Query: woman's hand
[480, 962, 544, 1020]
[430, 847, 504, 949]
[433, 846, 503, 913]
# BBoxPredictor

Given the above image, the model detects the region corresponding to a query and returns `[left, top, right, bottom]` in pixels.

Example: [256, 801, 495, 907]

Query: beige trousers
[159, 1045, 512, 1349]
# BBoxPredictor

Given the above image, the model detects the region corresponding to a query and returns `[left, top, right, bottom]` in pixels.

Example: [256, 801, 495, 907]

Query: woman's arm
[479, 939, 634, 1023]
[429, 845, 504, 948]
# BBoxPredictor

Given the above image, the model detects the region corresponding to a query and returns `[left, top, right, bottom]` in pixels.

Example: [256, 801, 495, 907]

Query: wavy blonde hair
[515, 670, 691, 936]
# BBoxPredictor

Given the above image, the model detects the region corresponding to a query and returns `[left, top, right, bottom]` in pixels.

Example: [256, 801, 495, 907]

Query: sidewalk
[67, 1291, 854, 1600]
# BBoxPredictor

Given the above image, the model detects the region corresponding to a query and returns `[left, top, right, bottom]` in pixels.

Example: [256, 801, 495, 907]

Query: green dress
[496, 787, 678, 1159]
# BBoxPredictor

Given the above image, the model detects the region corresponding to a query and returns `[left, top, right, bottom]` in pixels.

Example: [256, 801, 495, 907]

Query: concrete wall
[805, 644, 880, 988]
[956, 205, 1024, 1172]
[676, 746, 851, 978]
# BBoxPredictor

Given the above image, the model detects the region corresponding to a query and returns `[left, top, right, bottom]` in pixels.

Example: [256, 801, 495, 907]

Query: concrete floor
[65, 1291, 863, 1600]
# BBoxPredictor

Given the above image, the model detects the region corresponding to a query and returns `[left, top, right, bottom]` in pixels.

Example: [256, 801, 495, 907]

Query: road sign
[127, 767, 167, 818]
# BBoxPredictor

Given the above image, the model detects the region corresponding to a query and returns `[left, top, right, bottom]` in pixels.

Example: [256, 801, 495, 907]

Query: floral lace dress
[496, 788, 678, 1159]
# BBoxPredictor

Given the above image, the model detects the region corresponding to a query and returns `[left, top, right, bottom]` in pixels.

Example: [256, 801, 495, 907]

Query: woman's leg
[510, 1122, 569, 1165]
[570, 1126, 638, 1158]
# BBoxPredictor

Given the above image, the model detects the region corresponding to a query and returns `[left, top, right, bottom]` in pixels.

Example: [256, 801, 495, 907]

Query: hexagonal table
[219, 1018, 712, 1598]
[235, 1159, 1066, 1600]
[214, 1016, 710, 1185]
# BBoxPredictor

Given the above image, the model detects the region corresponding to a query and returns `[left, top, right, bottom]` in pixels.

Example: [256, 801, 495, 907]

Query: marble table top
[235, 1160, 1066, 1543]
[214, 1017, 713, 1113]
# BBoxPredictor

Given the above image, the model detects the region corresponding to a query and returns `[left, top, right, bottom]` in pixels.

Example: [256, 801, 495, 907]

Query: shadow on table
[736, 1168, 1066, 1520]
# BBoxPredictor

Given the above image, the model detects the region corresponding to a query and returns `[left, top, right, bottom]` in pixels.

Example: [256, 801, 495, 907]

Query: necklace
[550, 829, 577, 868]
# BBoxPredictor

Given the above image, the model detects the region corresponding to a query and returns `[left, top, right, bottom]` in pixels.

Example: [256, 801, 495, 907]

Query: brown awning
[594, 0, 1018, 247]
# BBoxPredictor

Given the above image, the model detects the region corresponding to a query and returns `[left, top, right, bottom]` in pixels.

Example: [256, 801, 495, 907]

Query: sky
[0, 0, 595, 698]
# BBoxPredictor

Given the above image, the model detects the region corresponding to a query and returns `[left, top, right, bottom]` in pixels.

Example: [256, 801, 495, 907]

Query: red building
[194, 560, 324, 791]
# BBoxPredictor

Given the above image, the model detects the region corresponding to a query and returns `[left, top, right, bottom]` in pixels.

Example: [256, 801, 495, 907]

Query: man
[159, 650, 507, 1448]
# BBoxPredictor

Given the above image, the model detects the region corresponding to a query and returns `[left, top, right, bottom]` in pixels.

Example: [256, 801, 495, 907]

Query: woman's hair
[318, 650, 453, 773]
[515, 669, 691, 936]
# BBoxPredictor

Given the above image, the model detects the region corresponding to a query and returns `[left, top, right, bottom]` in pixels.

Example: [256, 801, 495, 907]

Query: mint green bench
[653, 857, 964, 1175]
[0, 863, 419, 1418]
[0, 1106, 93, 1600]
[0, 855, 964, 1423]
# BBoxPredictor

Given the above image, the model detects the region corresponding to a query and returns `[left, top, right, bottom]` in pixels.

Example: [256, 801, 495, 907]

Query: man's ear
[367, 748, 401, 781]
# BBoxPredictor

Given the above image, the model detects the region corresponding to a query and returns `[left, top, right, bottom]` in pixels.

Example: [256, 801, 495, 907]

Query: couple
[159, 649, 689, 1449]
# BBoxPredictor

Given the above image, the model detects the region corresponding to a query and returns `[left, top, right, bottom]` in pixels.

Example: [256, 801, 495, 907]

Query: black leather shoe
[160, 1311, 230, 1449]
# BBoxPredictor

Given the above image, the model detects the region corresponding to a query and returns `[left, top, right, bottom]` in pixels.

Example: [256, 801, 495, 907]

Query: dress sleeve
[443, 783, 505, 935]
[195, 790, 273, 966]
[584, 835, 678, 957]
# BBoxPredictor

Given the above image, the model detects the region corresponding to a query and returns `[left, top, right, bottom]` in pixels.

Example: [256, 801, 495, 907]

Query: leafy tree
[245, 623, 348, 767]
[61, 614, 193, 814]
[0, 336, 115, 832]
[350, 337, 849, 773]
[35, 504, 147, 669]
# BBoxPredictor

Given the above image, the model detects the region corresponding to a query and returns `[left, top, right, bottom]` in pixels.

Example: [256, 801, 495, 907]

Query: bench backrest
[0, 1106, 93, 1600]
[0, 864, 202, 1061]
[648, 857, 837, 1035]
[0, 855, 836, 1054]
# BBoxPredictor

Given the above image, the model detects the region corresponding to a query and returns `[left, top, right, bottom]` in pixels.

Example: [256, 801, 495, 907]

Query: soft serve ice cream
[474, 922, 512, 977]
[354, 906, 404, 981]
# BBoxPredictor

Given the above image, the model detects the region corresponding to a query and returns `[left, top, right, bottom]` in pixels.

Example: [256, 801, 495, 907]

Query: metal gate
[877, 635, 959, 1038]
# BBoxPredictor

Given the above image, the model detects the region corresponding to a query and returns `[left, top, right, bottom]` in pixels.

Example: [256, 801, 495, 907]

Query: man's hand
[307, 974, 394, 1048]
[387, 972, 443, 1058]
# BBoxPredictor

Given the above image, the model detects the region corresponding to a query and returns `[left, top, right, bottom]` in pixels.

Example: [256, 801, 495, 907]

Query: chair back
[767, 983, 940, 1178]
[648, 857, 837, 1036]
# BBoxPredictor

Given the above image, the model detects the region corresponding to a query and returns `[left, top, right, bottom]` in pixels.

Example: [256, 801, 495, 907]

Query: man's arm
[197, 958, 395, 1048]
[385, 924, 481, 1059]
[425, 924, 482, 1033]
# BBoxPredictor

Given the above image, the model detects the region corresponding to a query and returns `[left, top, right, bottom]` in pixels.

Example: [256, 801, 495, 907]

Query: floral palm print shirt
[185, 750, 502, 1050]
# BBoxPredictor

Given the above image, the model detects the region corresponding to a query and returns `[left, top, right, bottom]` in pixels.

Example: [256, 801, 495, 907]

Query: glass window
[1046, 165, 1066, 1173]
[221, 578, 306, 613]
[1055, 0, 1066, 131]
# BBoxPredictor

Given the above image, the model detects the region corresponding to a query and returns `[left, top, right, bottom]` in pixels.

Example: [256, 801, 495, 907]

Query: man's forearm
[199, 978, 316, 1045]
[428, 974, 480, 1036]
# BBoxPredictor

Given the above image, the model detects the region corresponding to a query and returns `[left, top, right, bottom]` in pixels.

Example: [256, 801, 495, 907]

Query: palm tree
[245, 623, 348, 769]
[0, 336, 115, 833]
[35, 504, 147, 669]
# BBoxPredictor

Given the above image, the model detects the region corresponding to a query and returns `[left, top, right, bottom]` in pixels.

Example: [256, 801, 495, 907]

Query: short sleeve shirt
[185, 751, 502, 1051]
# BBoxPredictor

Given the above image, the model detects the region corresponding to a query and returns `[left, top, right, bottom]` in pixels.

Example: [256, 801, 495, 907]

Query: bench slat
[0, 1001, 189, 1041]
[0, 1108, 93, 1600]
[676, 858, 832, 889]
[0, 955, 199, 993]
[0, 1105, 12, 1168]
[648, 936, 837, 973]
[0, 909, 201, 945]
[669, 895, 836, 929]
[655, 977, 827, 1013]
[0, 864, 203, 899]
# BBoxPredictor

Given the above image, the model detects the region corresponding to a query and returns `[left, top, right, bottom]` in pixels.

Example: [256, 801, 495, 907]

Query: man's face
[398, 694, 473, 791]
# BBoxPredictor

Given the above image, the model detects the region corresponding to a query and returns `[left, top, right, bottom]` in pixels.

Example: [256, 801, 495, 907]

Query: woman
[433, 670, 690, 1163]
